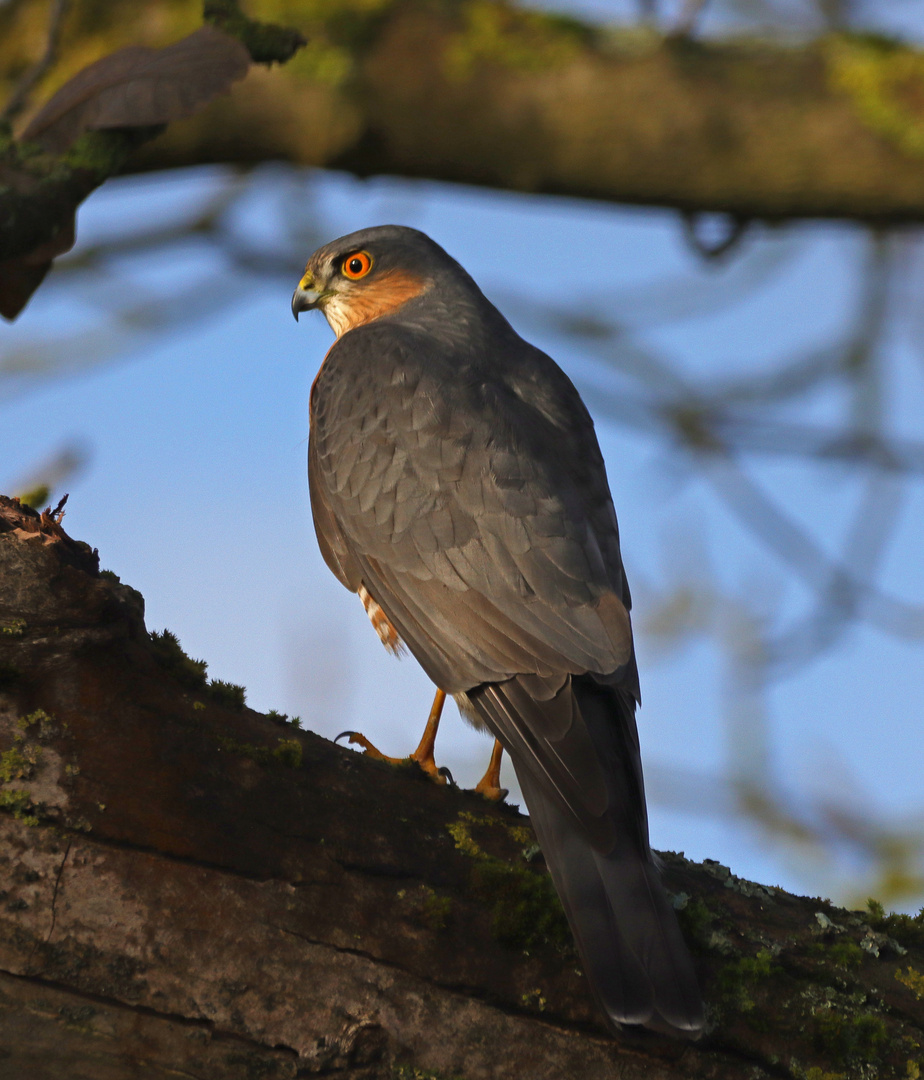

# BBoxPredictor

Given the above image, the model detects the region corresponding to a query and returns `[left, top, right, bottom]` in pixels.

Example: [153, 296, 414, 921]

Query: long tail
[469, 674, 704, 1036]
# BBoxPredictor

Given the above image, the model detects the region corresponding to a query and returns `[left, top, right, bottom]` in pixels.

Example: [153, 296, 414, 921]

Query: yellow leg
[336, 687, 448, 784]
[409, 688, 446, 779]
[474, 738, 507, 801]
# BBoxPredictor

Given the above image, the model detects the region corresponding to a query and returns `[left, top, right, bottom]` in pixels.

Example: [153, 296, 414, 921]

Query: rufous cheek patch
[326, 271, 429, 338]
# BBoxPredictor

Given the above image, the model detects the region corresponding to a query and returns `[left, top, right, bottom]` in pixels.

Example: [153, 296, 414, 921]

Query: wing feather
[310, 319, 646, 828]
[307, 301, 701, 1035]
[311, 320, 636, 687]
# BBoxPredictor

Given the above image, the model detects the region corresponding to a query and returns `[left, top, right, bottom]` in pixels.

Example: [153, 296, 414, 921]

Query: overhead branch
[5, 2, 924, 318]
[26, 0, 924, 224]
[0, 0, 305, 318]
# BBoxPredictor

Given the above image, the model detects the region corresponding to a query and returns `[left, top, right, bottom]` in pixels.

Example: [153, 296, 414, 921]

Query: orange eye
[342, 251, 373, 279]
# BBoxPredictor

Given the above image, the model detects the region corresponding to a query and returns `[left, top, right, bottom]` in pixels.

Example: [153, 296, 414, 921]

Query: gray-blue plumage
[299, 225, 704, 1036]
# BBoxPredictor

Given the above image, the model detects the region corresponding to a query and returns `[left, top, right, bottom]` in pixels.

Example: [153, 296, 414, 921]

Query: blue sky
[3, 159, 923, 910]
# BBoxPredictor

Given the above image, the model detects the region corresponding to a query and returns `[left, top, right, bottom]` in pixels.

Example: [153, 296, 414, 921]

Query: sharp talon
[333, 731, 395, 762]
[334, 687, 450, 782]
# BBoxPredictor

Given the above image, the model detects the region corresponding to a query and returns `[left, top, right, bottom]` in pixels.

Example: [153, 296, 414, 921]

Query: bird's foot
[474, 777, 508, 801]
[335, 730, 449, 785]
[473, 738, 508, 802]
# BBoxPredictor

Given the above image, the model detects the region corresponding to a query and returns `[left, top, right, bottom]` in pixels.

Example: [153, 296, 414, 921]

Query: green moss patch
[217, 735, 303, 770]
[151, 629, 246, 710]
[207, 679, 247, 711]
[445, 0, 589, 79]
[673, 894, 716, 952]
[806, 940, 865, 971]
[150, 629, 208, 688]
[717, 948, 778, 1013]
[203, 0, 306, 65]
[0, 741, 41, 784]
[267, 709, 303, 729]
[0, 788, 40, 826]
[0, 708, 60, 825]
[411, 885, 453, 932]
[896, 966, 924, 1000]
[447, 811, 570, 953]
[825, 34, 924, 159]
[866, 898, 924, 950]
[392, 1065, 464, 1080]
[812, 1008, 889, 1066]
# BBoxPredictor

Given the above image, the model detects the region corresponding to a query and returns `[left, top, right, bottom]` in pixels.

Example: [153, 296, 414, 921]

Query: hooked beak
[291, 272, 325, 321]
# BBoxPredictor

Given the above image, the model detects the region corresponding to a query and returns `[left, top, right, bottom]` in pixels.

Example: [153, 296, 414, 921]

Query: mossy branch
[204, 0, 306, 65]
[0, 0, 305, 317]
[6, 1, 924, 319]
[0, 492, 922, 1078]
[0, 125, 151, 263]
[79, 2, 924, 225]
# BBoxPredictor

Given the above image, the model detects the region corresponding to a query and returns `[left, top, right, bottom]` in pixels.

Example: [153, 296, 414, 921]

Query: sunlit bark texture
[0, 493, 922, 1078]
[5, 0, 924, 227]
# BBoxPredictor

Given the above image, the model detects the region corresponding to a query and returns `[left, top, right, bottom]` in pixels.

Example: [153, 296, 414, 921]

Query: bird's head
[292, 225, 477, 339]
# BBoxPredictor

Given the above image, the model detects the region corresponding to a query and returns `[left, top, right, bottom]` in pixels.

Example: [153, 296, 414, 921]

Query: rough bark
[6, 1, 924, 224]
[0, 492, 922, 1079]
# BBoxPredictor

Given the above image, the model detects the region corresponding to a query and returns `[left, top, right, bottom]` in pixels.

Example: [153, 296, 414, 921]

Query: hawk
[292, 225, 704, 1036]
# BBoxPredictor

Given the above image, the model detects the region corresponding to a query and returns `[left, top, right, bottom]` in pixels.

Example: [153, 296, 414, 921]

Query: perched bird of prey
[292, 225, 704, 1037]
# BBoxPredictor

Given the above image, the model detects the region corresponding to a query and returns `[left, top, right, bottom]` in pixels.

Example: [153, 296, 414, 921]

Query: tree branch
[0, 493, 922, 1077]
[5, 0, 924, 320]
[0, 0, 304, 319]
[119, 4, 924, 224]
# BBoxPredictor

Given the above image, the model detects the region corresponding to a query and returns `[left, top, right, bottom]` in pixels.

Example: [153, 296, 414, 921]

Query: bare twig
[637, 0, 659, 24]
[672, 0, 711, 36]
[49, 492, 68, 522]
[700, 452, 924, 638]
[2, 0, 69, 124]
[681, 212, 750, 262]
